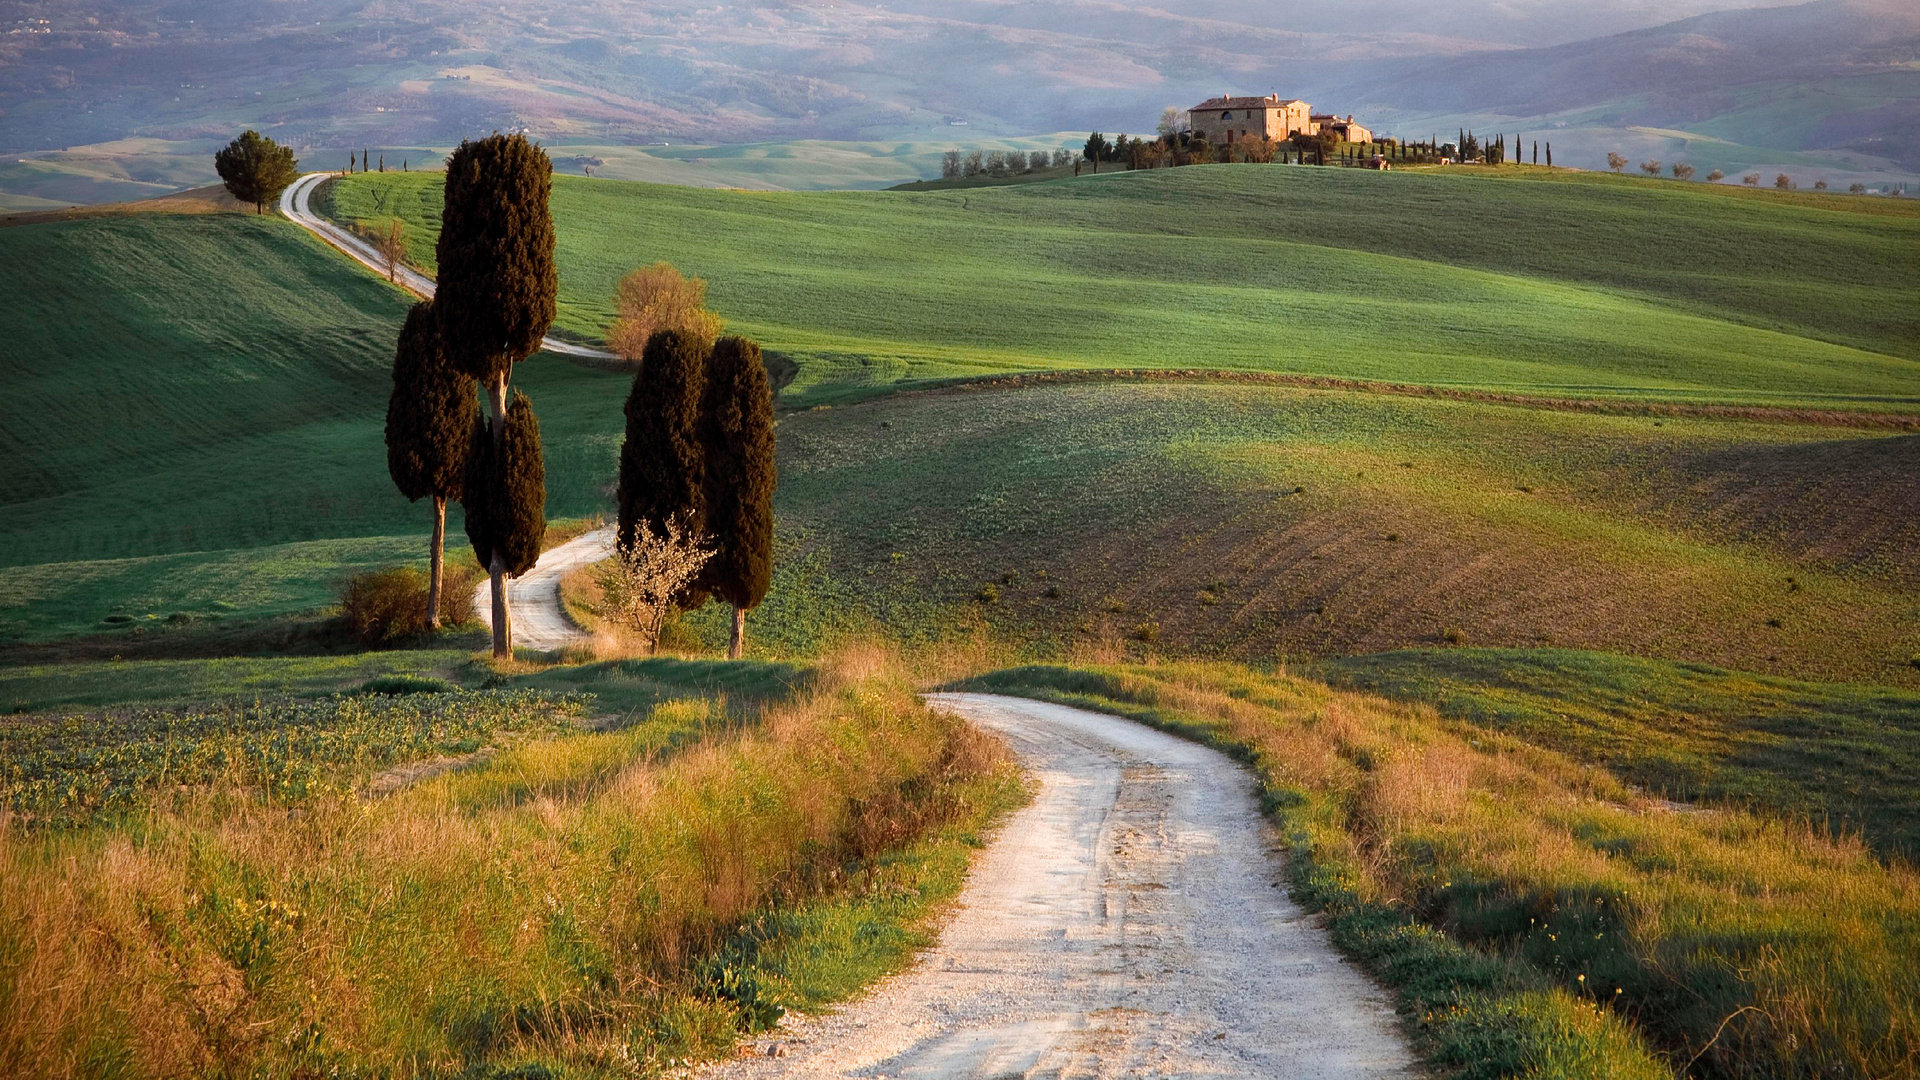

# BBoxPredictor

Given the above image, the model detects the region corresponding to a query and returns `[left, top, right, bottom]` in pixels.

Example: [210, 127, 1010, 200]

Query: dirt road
[277, 172, 618, 363]
[700, 692, 1416, 1078]
[471, 526, 614, 651]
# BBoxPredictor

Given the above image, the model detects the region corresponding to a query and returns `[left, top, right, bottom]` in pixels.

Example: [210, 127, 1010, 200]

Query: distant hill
[8, 0, 1918, 210]
[1343, 0, 1920, 171]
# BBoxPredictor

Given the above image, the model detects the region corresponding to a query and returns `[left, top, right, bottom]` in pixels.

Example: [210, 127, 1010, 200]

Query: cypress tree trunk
[428, 495, 446, 631]
[487, 376, 511, 657]
[730, 606, 747, 659]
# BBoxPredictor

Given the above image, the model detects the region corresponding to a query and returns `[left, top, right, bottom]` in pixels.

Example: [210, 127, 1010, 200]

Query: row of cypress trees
[617, 330, 776, 658]
[382, 133, 555, 658]
[384, 132, 775, 659]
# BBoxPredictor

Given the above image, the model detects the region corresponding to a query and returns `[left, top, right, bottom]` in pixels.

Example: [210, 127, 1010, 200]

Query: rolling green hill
[0, 212, 629, 641]
[324, 164, 1920, 409]
[732, 380, 1920, 687]
[6, 165, 1918, 681]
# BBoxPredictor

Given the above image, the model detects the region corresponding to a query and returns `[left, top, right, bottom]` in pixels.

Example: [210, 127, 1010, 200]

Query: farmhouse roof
[1193, 94, 1306, 110]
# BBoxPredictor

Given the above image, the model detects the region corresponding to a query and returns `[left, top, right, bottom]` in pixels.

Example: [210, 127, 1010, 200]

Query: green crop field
[324, 164, 1920, 409]
[737, 380, 1920, 687]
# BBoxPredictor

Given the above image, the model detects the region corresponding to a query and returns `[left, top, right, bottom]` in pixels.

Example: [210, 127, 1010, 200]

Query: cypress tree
[617, 328, 708, 606]
[435, 133, 558, 656]
[1547, 142, 1553, 167]
[698, 337, 777, 658]
[384, 300, 477, 630]
[463, 392, 547, 640]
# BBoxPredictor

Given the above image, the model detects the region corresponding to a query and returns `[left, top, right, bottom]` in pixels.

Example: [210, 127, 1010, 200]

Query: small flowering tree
[594, 515, 713, 652]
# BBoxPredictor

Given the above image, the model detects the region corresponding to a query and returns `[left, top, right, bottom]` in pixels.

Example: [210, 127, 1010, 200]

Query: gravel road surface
[697, 692, 1417, 1079]
[471, 526, 614, 651]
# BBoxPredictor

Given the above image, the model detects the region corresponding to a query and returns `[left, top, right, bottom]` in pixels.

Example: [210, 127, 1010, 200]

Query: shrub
[1814, 179, 1829, 190]
[1707, 169, 1725, 182]
[339, 566, 478, 646]
[1442, 626, 1466, 644]
[339, 567, 432, 646]
[1045, 585, 1062, 599]
[1129, 621, 1159, 643]
[976, 583, 1000, 604]
[595, 514, 715, 652]
[606, 263, 722, 362]
[1197, 590, 1221, 606]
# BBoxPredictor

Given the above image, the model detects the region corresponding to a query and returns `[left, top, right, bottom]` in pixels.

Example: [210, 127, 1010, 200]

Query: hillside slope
[741, 381, 1920, 687]
[325, 165, 1920, 409]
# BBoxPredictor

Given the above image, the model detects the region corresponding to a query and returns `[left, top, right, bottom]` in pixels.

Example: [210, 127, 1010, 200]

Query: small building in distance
[1188, 94, 1313, 146]
[1312, 114, 1374, 145]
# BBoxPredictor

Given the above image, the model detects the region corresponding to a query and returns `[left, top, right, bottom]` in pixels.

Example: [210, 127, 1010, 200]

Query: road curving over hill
[471, 526, 614, 652]
[278, 172, 618, 363]
[699, 692, 1418, 1078]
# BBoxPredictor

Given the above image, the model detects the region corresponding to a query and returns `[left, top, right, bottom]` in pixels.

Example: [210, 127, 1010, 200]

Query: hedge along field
[0, 643, 1025, 1077]
[323, 164, 1920, 409]
[964, 662, 1920, 1080]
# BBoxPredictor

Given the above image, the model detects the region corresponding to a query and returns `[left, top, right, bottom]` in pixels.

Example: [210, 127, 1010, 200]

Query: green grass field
[1309, 648, 1920, 859]
[324, 164, 1920, 408]
[738, 381, 1920, 686]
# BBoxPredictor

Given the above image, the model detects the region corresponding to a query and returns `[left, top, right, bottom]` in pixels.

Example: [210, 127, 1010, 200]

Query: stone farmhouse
[1312, 114, 1374, 144]
[1188, 94, 1373, 146]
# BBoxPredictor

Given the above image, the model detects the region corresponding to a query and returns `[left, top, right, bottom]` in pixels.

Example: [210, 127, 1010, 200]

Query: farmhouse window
[1222, 111, 1233, 120]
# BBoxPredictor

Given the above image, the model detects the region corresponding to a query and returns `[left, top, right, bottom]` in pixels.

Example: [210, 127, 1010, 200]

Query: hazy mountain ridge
[1, 0, 1915, 201]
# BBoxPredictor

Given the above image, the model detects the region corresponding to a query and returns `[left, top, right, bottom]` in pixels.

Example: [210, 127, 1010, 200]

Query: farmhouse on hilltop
[1189, 95, 1311, 145]
[1313, 114, 1373, 144]
[1188, 94, 1373, 146]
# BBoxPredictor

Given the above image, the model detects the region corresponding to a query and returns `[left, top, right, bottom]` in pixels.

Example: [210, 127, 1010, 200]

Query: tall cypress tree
[384, 300, 476, 629]
[617, 329, 708, 606]
[435, 133, 557, 656]
[463, 392, 547, 645]
[698, 337, 777, 658]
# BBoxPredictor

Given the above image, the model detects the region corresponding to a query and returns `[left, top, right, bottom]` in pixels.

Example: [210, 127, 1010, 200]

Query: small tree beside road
[215, 130, 300, 214]
[594, 515, 713, 653]
[372, 218, 406, 282]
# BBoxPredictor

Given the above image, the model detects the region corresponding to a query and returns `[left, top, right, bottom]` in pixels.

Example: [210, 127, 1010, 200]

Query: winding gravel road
[283, 171, 1418, 1070]
[277, 172, 618, 363]
[699, 693, 1417, 1079]
[470, 526, 615, 652]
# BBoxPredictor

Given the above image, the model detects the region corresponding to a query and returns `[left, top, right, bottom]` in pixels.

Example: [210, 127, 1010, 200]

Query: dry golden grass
[0, 641, 1015, 1077]
[971, 662, 1920, 1078]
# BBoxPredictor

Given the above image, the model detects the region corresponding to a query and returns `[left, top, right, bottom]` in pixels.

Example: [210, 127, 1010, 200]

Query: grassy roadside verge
[961, 662, 1918, 1079]
[0, 644, 1025, 1077]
